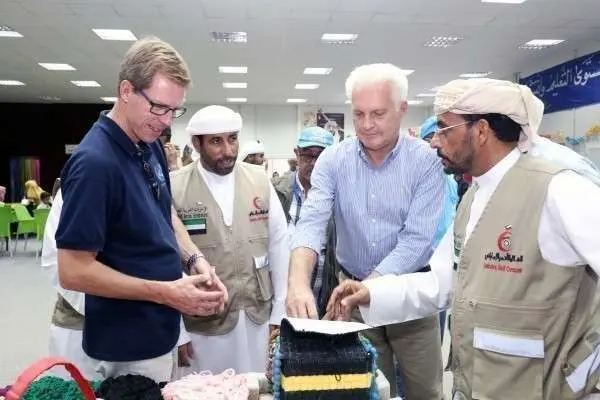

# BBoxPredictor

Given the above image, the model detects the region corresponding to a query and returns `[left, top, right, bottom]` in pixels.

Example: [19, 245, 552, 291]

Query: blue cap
[420, 116, 438, 140]
[297, 126, 334, 149]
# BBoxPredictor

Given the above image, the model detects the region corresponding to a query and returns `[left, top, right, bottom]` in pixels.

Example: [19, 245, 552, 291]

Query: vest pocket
[562, 332, 600, 395]
[255, 261, 274, 301]
[471, 302, 547, 400]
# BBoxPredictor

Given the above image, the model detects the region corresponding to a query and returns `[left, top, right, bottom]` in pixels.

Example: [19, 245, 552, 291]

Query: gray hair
[345, 63, 409, 106]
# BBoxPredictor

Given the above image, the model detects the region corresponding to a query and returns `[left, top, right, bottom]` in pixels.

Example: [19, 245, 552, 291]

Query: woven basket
[5, 357, 96, 400]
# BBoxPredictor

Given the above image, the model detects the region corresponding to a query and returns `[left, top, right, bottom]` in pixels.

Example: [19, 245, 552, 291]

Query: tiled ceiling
[0, 0, 599, 105]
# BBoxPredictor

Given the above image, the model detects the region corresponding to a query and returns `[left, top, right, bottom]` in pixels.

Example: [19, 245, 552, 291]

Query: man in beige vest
[171, 105, 289, 375]
[326, 78, 600, 399]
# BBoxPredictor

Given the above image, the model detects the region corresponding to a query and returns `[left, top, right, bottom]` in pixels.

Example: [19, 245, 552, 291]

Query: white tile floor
[0, 239, 453, 398]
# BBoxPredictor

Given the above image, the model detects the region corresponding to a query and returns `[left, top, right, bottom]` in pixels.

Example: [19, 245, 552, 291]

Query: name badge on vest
[178, 204, 208, 235]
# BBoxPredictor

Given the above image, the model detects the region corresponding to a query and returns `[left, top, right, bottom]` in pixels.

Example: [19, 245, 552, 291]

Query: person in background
[274, 126, 336, 318]
[171, 105, 289, 375]
[55, 36, 227, 383]
[239, 140, 265, 166]
[181, 144, 194, 167]
[37, 191, 53, 209]
[159, 127, 180, 171]
[23, 179, 44, 206]
[0, 186, 5, 204]
[272, 171, 279, 179]
[287, 63, 446, 399]
[326, 78, 600, 399]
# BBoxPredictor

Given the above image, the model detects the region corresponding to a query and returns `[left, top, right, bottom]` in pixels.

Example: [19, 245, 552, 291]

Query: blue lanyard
[292, 177, 303, 225]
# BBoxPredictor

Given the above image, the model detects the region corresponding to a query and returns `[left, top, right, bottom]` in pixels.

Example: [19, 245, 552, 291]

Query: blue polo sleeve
[55, 150, 113, 252]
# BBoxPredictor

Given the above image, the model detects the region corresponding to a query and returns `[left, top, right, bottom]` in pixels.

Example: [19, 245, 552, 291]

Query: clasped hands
[166, 257, 228, 317]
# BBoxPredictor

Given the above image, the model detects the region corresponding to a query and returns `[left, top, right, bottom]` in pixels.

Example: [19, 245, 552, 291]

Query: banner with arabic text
[519, 50, 600, 114]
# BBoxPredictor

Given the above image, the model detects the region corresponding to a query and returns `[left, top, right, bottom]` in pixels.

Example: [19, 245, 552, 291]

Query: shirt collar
[294, 172, 306, 195]
[473, 147, 521, 190]
[98, 110, 143, 157]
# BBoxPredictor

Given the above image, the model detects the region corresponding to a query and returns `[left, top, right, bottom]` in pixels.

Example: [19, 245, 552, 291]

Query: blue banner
[519, 50, 600, 114]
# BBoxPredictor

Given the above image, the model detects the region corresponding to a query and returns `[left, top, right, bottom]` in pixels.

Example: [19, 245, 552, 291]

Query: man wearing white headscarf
[170, 105, 289, 375]
[326, 78, 600, 399]
[239, 140, 266, 166]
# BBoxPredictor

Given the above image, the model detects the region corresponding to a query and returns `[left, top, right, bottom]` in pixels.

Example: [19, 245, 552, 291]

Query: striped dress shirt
[291, 135, 446, 279]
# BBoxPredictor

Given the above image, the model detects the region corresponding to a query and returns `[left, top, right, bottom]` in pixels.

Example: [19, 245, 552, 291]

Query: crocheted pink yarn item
[162, 369, 249, 400]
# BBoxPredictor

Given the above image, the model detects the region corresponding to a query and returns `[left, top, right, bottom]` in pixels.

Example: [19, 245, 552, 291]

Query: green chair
[11, 204, 37, 254]
[0, 206, 13, 256]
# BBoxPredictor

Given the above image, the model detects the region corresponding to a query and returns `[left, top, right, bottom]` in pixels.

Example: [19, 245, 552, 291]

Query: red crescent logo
[497, 229, 512, 252]
[253, 196, 262, 210]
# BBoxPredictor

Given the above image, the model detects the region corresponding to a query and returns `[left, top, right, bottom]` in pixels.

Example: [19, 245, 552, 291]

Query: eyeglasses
[434, 121, 470, 137]
[136, 89, 187, 119]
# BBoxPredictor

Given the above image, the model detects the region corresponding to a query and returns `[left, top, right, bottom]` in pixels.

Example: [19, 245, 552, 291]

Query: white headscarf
[434, 78, 544, 152]
[186, 105, 242, 136]
[239, 140, 265, 161]
[435, 78, 600, 185]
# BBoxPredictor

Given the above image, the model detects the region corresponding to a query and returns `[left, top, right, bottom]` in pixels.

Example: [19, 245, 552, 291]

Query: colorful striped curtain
[9, 157, 41, 202]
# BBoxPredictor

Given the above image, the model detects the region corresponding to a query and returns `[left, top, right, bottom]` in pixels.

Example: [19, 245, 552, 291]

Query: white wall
[171, 103, 431, 160]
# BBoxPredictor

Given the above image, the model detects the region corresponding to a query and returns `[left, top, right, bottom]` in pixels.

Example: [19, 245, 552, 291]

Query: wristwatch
[185, 253, 205, 273]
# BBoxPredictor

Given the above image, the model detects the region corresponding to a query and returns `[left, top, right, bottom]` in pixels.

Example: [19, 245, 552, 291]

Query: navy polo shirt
[56, 111, 181, 362]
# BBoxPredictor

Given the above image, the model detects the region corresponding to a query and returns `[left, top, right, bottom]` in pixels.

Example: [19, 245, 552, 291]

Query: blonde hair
[25, 180, 44, 204]
[118, 36, 191, 91]
[345, 63, 409, 106]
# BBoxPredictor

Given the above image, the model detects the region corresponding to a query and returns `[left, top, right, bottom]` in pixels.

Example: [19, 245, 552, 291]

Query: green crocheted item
[22, 376, 101, 400]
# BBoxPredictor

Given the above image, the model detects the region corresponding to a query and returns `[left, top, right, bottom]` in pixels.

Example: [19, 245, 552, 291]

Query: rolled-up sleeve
[290, 146, 336, 253]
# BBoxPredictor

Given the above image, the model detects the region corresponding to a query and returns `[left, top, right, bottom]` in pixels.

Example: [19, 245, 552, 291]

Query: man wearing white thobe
[171, 105, 289, 375]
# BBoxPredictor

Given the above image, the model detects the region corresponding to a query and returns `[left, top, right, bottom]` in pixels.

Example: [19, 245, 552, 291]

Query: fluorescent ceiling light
[38, 95, 61, 101]
[39, 63, 76, 71]
[520, 39, 564, 49]
[417, 93, 436, 97]
[101, 97, 117, 102]
[219, 66, 248, 74]
[223, 82, 247, 89]
[287, 98, 307, 103]
[0, 80, 25, 86]
[295, 83, 319, 90]
[424, 36, 463, 48]
[345, 100, 351, 104]
[482, 0, 526, 3]
[92, 29, 137, 41]
[459, 72, 492, 78]
[0, 26, 23, 38]
[321, 33, 358, 44]
[226, 97, 247, 103]
[211, 31, 247, 43]
[303, 67, 332, 75]
[407, 100, 423, 105]
[71, 80, 101, 87]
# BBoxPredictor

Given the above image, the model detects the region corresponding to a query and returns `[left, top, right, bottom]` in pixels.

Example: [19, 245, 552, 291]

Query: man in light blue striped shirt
[287, 63, 446, 400]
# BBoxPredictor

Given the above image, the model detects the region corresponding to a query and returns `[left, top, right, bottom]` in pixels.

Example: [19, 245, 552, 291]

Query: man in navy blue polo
[56, 36, 227, 382]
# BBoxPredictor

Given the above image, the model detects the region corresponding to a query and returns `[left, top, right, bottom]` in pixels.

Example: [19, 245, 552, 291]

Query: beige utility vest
[170, 161, 273, 336]
[51, 294, 84, 330]
[452, 155, 600, 400]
